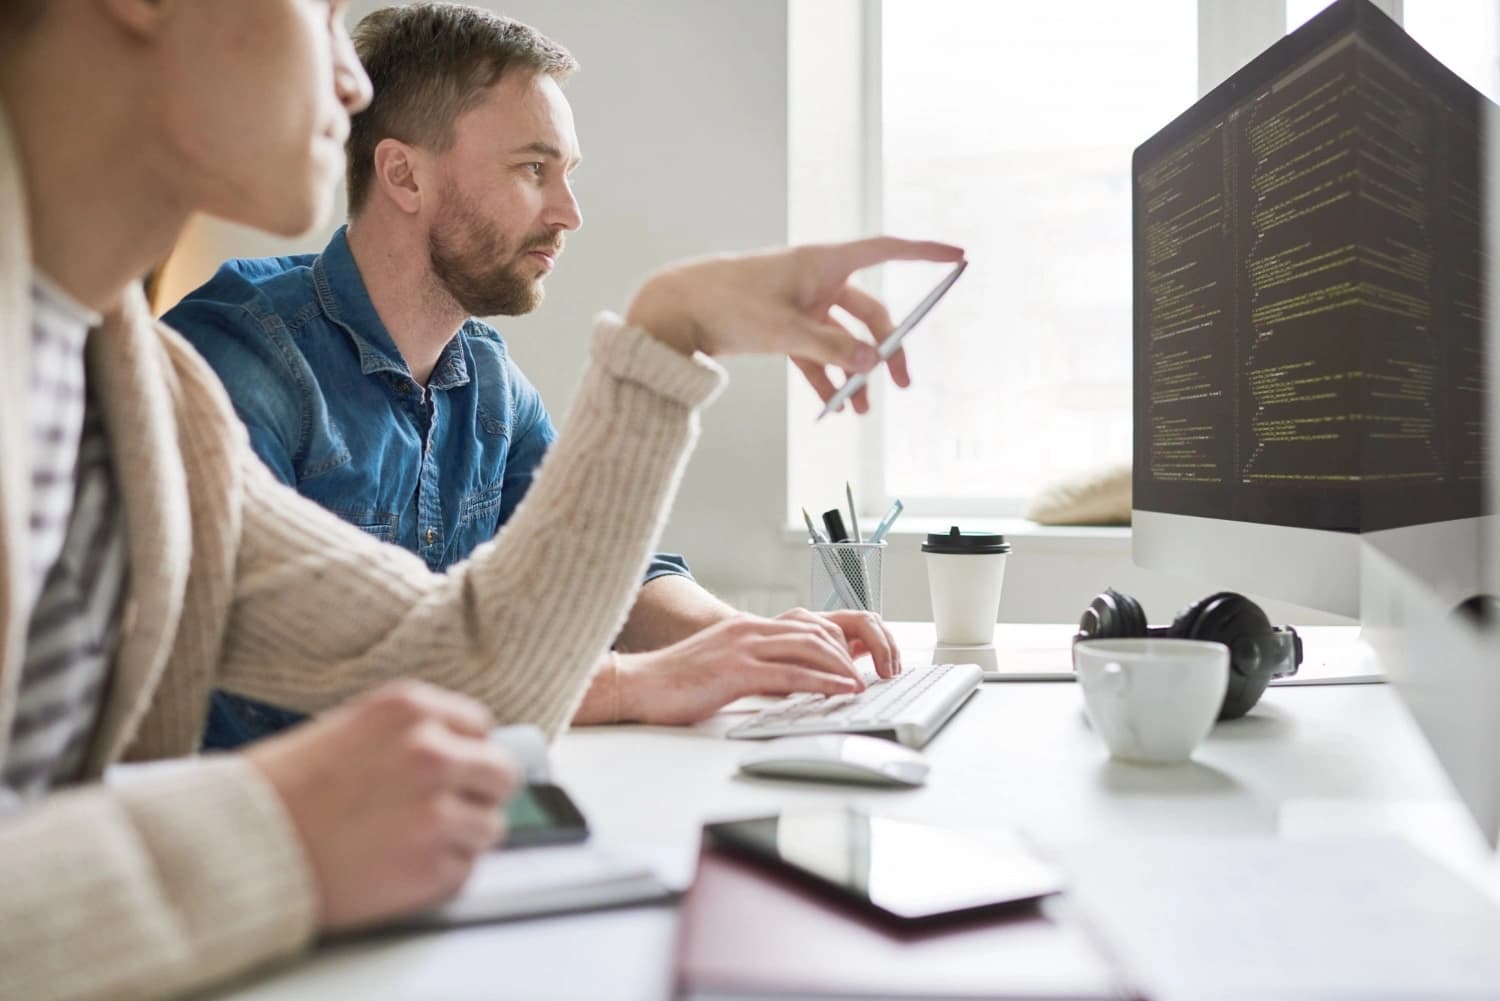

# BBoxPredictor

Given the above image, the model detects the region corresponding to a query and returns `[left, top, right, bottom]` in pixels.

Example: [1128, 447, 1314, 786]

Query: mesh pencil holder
[809, 542, 884, 614]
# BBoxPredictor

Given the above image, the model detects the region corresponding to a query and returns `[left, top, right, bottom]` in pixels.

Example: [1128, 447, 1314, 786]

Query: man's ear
[372, 139, 425, 215]
[97, 0, 173, 39]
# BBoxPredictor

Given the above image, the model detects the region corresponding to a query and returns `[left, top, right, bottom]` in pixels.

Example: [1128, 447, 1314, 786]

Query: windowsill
[782, 516, 1131, 552]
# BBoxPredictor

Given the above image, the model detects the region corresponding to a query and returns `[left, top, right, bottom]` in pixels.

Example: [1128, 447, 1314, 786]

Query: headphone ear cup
[1168, 592, 1219, 638]
[1076, 587, 1149, 639]
[1116, 590, 1149, 636]
[1170, 592, 1274, 720]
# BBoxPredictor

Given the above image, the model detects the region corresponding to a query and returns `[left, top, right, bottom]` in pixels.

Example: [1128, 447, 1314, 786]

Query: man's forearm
[615, 573, 737, 651]
[572, 577, 736, 725]
[571, 653, 620, 725]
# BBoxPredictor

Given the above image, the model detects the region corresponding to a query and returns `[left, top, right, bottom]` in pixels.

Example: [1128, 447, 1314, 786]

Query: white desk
[210, 624, 1482, 1001]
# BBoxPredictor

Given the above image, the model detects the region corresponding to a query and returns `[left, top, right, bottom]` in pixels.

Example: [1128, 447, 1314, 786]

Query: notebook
[393, 841, 676, 931]
[386, 725, 676, 930]
[674, 844, 1123, 999]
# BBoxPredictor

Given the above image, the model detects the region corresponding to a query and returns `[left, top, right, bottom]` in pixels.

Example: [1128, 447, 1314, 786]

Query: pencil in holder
[809, 541, 884, 614]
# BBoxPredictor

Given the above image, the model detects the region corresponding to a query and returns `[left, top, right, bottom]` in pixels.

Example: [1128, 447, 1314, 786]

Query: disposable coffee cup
[922, 527, 1011, 646]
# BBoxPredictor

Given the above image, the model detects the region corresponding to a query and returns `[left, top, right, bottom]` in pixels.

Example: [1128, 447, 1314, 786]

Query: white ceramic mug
[1072, 638, 1229, 765]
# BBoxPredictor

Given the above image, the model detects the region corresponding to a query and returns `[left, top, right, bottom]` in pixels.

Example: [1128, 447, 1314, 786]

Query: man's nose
[548, 181, 583, 232]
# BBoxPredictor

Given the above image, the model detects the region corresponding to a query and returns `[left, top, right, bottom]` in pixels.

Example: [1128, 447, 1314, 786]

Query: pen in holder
[810, 541, 884, 614]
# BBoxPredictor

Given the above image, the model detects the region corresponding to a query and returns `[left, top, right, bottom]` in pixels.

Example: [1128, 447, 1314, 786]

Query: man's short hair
[347, 2, 578, 216]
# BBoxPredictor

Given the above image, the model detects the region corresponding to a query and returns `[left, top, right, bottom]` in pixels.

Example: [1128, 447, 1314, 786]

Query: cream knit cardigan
[0, 110, 724, 1001]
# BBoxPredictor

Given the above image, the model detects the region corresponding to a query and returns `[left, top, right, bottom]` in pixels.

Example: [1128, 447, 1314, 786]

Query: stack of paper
[397, 842, 675, 930]
[1057, 836, 1500, 1000]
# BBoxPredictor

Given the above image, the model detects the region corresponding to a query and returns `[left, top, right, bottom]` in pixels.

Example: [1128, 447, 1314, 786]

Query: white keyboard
[726, 662, 983, 748]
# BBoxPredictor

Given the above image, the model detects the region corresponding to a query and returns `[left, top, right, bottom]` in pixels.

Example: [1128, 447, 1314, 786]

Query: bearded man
[167, 1, 905, 749]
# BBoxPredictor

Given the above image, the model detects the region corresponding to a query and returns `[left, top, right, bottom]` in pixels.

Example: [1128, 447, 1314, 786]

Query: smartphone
[703, 807, 1061, 925]
[501, 782, 590, 849]
[817, 258, 968, 419]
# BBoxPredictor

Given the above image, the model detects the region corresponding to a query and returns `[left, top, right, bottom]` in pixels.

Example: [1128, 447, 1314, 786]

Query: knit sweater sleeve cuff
[591, 311, 727, 409]
[112, 755, 319, 982]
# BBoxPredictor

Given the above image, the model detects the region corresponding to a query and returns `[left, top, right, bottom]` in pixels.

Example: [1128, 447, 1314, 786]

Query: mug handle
[1100, 662, 1129, 693]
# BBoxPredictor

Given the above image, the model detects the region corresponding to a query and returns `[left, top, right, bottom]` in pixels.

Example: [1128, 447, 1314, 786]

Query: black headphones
[1074, 589, 1303, 720]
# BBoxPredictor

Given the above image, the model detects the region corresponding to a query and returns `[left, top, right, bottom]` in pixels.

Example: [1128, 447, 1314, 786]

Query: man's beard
[427, 189, 557, 317]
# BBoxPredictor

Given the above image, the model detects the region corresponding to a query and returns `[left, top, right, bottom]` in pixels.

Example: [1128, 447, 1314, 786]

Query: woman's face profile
[159, 0, 372, 237]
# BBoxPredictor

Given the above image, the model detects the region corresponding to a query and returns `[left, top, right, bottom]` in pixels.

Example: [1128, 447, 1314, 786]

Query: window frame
[788, 0, 1410, 525]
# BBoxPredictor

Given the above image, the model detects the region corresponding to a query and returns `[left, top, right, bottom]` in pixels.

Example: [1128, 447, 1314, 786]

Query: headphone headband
[1074, 588, 1303, 719]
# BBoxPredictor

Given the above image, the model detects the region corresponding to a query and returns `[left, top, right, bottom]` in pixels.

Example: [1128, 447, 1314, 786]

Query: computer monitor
[1364, 64, 1500, 850]
[1132, 0, 1500, 845]
[1130, 0, 1491, 620]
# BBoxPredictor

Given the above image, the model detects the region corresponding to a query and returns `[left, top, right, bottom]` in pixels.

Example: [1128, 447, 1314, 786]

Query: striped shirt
[1, 276, 127, 807]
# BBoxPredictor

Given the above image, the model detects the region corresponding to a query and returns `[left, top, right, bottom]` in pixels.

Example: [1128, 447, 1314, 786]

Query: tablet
[703, 807, 1062, 925]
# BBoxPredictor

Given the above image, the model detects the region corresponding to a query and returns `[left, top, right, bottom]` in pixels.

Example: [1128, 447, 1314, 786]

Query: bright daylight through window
[1291, 0, 1500, 105]
[877, 0, 1197, 515]
[874, 0, 1498, 518]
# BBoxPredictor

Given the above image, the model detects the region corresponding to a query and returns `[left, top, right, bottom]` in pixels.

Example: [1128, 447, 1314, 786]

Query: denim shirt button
[424, 527, 437, 545]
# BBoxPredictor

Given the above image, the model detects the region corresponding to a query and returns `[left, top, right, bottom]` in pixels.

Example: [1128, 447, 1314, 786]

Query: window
[1290, 2, 1500, 102]
[874, 1, 1196, 515]
[834, 0, 1499, 519]
[1397, 2, 1500, 102]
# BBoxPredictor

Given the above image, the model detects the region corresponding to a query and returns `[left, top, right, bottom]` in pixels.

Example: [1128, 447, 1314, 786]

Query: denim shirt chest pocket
[289, 380, 408, 546]
[294, 432, 402, 544]
[447, 402, 513, 563]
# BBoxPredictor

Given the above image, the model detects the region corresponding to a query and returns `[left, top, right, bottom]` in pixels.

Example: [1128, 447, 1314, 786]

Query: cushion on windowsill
[1025, 463, 1132, 526]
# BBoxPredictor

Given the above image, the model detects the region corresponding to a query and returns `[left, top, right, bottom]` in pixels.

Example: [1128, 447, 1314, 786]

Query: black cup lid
[921, 526, 1011, 554]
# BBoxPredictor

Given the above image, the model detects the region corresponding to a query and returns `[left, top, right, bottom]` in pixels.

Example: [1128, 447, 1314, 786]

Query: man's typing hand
[774, 607, 902, 679]
[614, 610, 902, 726]
[245, 680, 522, 932]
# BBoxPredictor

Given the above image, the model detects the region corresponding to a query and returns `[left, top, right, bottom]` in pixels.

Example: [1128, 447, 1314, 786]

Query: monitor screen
[1130, 0, 1500, 844]
[1132, 0, 1489, 536]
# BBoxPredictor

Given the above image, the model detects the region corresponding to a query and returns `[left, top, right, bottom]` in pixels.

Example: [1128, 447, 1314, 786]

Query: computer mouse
[737, 734, 930, 787]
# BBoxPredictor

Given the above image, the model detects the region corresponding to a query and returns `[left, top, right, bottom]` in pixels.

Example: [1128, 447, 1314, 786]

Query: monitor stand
[929, 636, 1075, 682]
[1269, 625, 1384, 686]
[917, 625, 1385, 686]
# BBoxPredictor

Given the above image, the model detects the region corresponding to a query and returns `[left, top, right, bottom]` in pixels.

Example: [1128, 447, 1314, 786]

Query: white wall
[163, 0, 1349, 629]
[493, 0, 805, 614]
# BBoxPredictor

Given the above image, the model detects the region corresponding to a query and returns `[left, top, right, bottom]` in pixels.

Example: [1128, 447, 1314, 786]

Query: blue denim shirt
[167, 226, 690, 749]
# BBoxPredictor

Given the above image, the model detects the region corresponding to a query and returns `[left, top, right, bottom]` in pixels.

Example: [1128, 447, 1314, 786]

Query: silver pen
[800, 506, 827, 544]
[816, 260, 967, 420]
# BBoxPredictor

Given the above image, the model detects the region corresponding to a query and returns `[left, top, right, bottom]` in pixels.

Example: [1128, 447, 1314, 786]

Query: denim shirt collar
[311, 226, 471, 391]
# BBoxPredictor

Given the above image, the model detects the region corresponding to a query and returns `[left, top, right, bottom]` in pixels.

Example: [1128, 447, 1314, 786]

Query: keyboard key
[727, 662, 983, 748]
